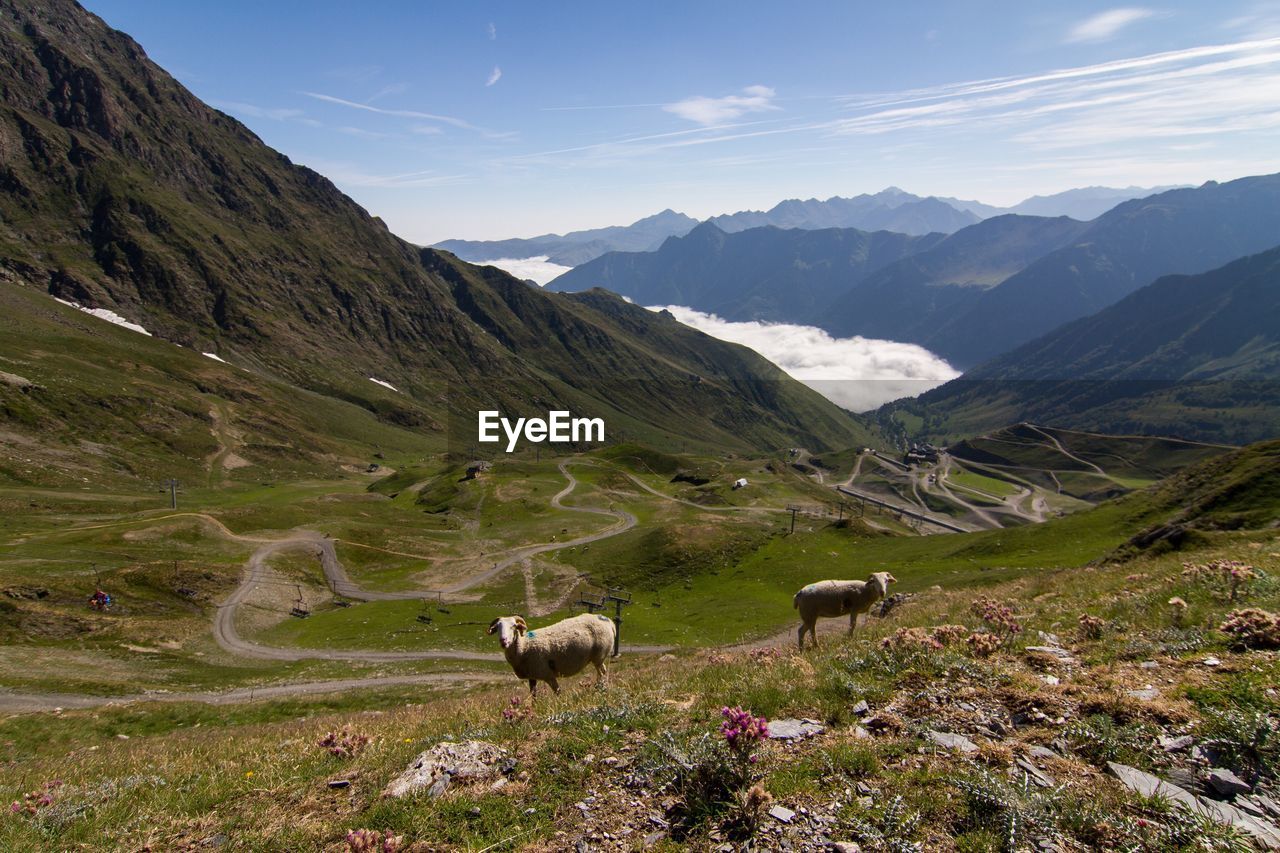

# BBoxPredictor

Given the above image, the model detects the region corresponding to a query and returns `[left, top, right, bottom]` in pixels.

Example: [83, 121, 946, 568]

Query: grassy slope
[1, 0, 875, 458]
[0, 281, 440, 491]
[1, 469, 1276, 849]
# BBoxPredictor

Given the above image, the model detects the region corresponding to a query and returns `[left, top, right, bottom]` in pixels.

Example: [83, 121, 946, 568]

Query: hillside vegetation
[0, 0, 870, 460]
[886, 246, 1280, 445]
[1, 443, 1277, 850]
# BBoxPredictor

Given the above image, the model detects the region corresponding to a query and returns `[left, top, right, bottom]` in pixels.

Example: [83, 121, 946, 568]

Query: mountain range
[0, 0, 872, 484]
[433, 209, 699, 267]
[881, 244, 1280, 445]
[941, 185, 1184, 221]
[434, 185, 1170, 268]
[551, 174, 1280, 369]
[546, 222, 944, 323]
[917, 174, 1280, 366]
[703, 188, 979, 236]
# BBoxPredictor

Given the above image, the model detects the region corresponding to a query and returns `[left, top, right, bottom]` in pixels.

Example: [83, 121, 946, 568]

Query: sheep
[792, 571, 897, 649]
[487, 613, 616, 698]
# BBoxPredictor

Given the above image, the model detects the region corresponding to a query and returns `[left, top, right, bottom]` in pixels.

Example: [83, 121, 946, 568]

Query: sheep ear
[887, 574, 898, 583]
[514, 616, 527, 633]
[486, 618, 501, 635]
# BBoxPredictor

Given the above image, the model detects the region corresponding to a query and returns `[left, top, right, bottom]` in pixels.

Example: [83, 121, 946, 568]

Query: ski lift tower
[603, 587, 632, 658]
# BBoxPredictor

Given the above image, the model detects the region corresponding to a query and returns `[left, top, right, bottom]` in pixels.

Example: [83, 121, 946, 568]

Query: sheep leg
[528, 679, 538, 701]
[594, 659, 608, 689]
[801, 619, 818, 650]
[849, 611, 859, 634]
[548, 676, 561, 694]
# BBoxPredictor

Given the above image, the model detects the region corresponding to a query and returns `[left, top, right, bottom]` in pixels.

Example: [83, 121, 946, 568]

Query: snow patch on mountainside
[54, 298, 151, 336]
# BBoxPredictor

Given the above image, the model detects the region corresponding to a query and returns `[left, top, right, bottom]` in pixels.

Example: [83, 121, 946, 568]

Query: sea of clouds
[482, 256, 574, 285]
[655, 305, 961, 412]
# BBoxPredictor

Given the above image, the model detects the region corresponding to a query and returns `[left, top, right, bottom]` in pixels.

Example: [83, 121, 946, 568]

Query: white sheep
[487, 613, 616, 698]
[792, 571, 897, 649]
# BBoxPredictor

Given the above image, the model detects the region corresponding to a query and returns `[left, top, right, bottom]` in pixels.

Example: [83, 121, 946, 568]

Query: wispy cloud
[1222, 2, 1280, 39]
[367, 82, 409, 102]
[656, 305, 959, 411]
[541, 101, 671, 112]
[302, 91, 517, 140]
[304, 160, 470, 189]
[302, 91, 481, 130]
[337, 126, 390, 139]
[486, 66, 503, 87]
[500, 35, 1280, 176]
[824, 38, 1280, 148]
[487, 21, 496, 40]
[1065, 7, 1158, 43]
[664, 85, 779, 125]
[213, 101, 304, 121]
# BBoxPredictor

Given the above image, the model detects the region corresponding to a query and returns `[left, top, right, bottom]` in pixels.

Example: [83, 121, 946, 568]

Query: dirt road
[0, 672, 500, 713]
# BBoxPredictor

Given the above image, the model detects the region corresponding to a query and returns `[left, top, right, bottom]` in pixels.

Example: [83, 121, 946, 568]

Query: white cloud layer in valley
[656, 305, 961, 412]
[482, 256, 575, 284]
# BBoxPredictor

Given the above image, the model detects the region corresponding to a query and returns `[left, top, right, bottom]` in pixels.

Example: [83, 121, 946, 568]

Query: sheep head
[487, 615, 528, 649]
[869, 572, 897, 596]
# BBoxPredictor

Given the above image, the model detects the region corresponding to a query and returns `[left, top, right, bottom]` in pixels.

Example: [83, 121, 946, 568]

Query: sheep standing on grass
[793, 571, 897, 649]
[487, 613, 616, 699]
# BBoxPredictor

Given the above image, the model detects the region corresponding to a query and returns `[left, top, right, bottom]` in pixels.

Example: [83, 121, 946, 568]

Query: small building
[732, 477, 749, 490]
[903, 443, 939, 466]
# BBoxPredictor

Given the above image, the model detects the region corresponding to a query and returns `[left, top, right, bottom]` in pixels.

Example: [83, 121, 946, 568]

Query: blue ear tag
[526, 630, 536, 638]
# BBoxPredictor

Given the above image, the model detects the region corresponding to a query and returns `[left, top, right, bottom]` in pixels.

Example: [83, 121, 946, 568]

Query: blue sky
[82, 1, 1280, 243]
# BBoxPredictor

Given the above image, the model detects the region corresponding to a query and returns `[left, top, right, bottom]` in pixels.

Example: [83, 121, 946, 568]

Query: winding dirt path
[606, 464, 784, 516]
[0, 673, 500, 714]
[838, 452, 865, 488]
[1026, 424, 1106, 475]
[443, 461, 638, 593]
[211, 459, 661, 663]
[0, 459, 738, 711]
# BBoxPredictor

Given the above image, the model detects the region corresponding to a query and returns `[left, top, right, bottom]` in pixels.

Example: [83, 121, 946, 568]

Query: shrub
[318, 725, 371, 759]
[635, 706, 771, 840]
[8, 780, 62, 817]
[748, 646, 782, 665]
[841, 795, 924, 852]
[1220, 608, 1280, 649]
[1183, 560, 1259, 602]
[954, 767, 1250, 851]
[1077, 614, 1106, 640]
[967, 632, 1003, 658]
[882, 624, 968, 652]
[501, 695, 533, 724]
[1064, 714, 1160, 769]
[955, 769, 1061, 852]
[1200, 707, 1279, 781]
[971, 598, 1023, 637]
[882, 627, 944, 652]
